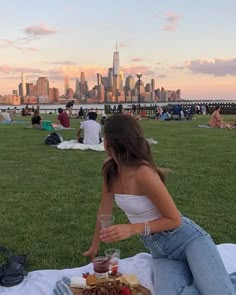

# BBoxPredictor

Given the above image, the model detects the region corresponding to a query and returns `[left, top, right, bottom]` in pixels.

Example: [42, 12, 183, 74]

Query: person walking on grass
[84, 114, 236, 295]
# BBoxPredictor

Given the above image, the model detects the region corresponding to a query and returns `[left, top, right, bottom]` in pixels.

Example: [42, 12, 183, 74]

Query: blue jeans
[141, 216, 236, 295]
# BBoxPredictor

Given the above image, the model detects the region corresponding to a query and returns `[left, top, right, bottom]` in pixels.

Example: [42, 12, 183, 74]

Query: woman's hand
[83, 246, 98, 260]
[100, 224, 135, 243]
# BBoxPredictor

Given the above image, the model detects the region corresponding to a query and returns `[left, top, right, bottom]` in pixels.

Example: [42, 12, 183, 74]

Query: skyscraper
[21, 73, 26, 97]
[113, 43, 120, 76]
[36, 77, 49, 97]
[97, 73, 102, 86]
[112, 43, 123, 95]
[64, 77, 69, 96]
[125, 75, 135, 92]
[80, 72, 89, 97]
[108, 68, 113, 89]
[75, 78, 80, 98]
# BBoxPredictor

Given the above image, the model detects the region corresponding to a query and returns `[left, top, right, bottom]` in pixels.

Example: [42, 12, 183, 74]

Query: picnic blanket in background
[197, 125, 236, 128]
[53, 127, 75, 131]
[57, 137, 158, 151]
[0, 120, 28, 124]
[197, 125, 213, 128]
[0, 244, 235, 295]
[57, 140, 105, 151]
[24, 126, 75, 130]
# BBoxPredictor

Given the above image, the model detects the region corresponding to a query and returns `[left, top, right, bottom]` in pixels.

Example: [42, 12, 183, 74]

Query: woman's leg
[152, 258, 193, 295]
[182, 236, 235, 295]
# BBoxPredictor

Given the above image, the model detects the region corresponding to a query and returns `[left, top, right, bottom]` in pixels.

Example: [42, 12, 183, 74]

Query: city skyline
[0, 0, 236, 99]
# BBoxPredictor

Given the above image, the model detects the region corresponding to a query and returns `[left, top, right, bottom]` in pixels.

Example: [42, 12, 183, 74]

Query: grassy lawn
[0, 114, 235, 271]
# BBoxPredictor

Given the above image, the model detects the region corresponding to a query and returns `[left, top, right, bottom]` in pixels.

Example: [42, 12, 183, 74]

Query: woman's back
[209, 110, 221, 127]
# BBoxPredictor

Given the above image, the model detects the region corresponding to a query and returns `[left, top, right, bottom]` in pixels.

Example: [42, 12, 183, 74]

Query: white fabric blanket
[57, 140, 105, 151]
[0, 244, 235, 295]
[56, 137, 158, 151]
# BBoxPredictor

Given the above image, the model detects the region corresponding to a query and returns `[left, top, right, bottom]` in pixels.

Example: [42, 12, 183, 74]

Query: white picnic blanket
[57, 140, 105, 151]
[0, 244, 235, 295]
[57, 138, 157, 151]
[198, 125, 236, 129]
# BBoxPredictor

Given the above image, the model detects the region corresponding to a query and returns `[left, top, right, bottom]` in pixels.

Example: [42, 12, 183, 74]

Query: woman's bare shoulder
[136, 165, 157, 178]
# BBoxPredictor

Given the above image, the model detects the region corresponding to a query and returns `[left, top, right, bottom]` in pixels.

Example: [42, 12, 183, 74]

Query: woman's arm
[133, 166, 181, 234]
[83, 180, 114, 259]
[100, 166, 181, 243]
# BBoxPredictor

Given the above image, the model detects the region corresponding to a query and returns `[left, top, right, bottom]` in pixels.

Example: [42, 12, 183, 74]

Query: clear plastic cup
[98, 214, 115, 229]
[93, 256, 110, 280]
[104, 248, 121, 275]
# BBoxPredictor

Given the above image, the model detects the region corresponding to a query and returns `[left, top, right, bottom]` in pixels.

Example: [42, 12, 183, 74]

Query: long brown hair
[102, 114, 165, 191]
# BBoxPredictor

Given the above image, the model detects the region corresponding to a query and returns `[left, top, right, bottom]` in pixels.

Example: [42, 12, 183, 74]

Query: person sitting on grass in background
[100, 115, 106, 126]
[52, 108, 70, 129]
[208, 105, 232, 128]
[78, 107, 85, 119]
[159, 108, 171, 121]
[31, 109, 42, 129]
[77, 111, 101, 144]
[83, 114, 236, 295]
[0, 109, 13, 123]
[6, 108, 15, 121]
[66, 100, 74, 118]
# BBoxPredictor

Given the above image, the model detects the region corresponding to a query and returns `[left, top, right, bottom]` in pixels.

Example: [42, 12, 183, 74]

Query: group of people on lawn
[31, 107, 103, 145]
[2, 104, 236, 294]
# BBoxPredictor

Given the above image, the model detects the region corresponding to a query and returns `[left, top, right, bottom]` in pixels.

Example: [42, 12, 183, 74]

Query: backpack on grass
[45, 132, 63, 145]
[0, 246, 28, 287]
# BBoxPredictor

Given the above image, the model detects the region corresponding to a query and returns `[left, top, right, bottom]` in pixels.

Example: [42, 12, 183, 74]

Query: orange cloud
[0, 39, 37, 52]
[131, 58, 142, 62]
[121, 65, 155, 76]
[0, 65, 44, 74]
[48, 65, 108, 80]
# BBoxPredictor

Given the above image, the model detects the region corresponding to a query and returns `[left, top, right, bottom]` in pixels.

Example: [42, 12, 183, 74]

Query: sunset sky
[0, 0, 236, 99]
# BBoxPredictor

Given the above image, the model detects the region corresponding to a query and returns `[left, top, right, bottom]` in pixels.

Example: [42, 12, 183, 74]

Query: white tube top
[114, 194, 161, 224]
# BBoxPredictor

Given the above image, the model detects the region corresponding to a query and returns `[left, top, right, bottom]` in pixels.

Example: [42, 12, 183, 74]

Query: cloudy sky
[0, 0, 236, 99]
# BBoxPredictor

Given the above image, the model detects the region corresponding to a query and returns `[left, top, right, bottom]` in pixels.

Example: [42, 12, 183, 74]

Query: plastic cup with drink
[98, 214, 115, 229]
[93, 256, 110, 280]
[105, 248, 121, 275]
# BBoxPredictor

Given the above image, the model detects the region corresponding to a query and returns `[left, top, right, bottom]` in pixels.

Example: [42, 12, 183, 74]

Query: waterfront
[0, 100, 236, 114]
[0, 102, 164, 113]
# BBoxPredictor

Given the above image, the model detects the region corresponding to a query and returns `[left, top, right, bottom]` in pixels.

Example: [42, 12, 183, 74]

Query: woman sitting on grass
[31, 110, 42, 129]
[208, 105, 233, 128]
[84, 114, 236, 295]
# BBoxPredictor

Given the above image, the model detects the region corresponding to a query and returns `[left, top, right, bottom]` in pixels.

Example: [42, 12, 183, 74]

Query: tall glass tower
[113, 43, 120, 76]
[21, 72, 26, 97]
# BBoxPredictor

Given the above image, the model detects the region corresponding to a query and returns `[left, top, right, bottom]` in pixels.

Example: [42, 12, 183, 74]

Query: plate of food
[69, 273, 150, 295]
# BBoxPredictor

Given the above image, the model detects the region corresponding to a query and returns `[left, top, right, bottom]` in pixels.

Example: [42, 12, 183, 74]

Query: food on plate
[86, 274, 97, 286]
[70, 276, 87, 288]
[82, 272, 90, 279]
[82, 280, 131, 294]
[119, 274, 140, 287]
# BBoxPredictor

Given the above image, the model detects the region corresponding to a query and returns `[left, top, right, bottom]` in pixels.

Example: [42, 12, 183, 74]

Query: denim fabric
[140, 216, 236, 295]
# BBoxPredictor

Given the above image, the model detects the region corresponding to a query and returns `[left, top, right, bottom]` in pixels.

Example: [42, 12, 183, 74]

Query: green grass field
[0, 114, 235, 271]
